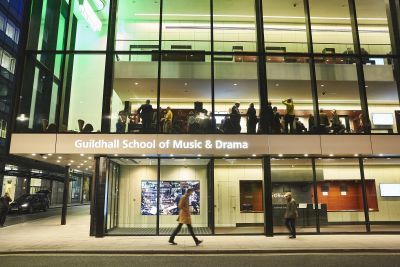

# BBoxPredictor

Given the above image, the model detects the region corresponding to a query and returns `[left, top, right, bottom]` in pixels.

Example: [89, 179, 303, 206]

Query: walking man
[284, 192, 298, 239]
[169, 188, 203, 246]
[0, 192, 12, 227]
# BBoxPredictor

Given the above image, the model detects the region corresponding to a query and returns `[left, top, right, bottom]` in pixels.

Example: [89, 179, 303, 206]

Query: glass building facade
[8, 0, 400, 237]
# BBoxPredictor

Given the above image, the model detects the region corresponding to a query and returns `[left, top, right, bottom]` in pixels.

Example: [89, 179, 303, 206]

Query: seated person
[294, 118, 307, 133]
[116, 110, 127, 133]
[319, 109, 330, 133]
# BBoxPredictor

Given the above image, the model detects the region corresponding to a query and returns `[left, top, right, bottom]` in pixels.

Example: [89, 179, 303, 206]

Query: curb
[1, 249, 400, 255]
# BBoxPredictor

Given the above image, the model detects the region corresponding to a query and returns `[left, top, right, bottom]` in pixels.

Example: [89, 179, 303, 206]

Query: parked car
[9, 194, 48, 213]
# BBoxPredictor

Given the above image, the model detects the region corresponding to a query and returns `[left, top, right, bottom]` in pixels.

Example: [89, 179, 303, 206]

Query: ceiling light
[88, 157, 92, 160]
[275, 83, 280, 87]
[77, 166, 81, 168]
[89, 166, 92, 168]
[84, 160, 87, 163]
[79, 0, 102, 32]
[134, 82, 139, 85]
[379, 154, 384, 157]
[85, 168, 88, 171]
[80, 163, 84, 166]
[17, 114, 29, 122]
[70, 160, 74, 163]
[142, 154, 146, 157]
[170, 154, 174, 157]
[304, 154, 309, 157]
[80, 154, 85, 156]
[278, 154, 283, 157]
[114, 154, 118, 156]
[252, 154, 257, 157]
[184, 82, 188, 86]
[321, 84, 325, 87]
[329, 154, 334, 157]
[48, 154, 52, 156]
[354, 154, 359, 157]
[43, 156, 48, 159]
[68, 163, 71, 166]
[233, 83, 238, 86]
[225, 154, 229, 157]
[57, 160, 61, 163]
[31, 153, 36, 156]
[197, 154, 201, 157]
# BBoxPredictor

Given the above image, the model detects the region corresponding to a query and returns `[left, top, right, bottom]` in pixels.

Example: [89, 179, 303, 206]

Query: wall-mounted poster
[141, 180, 200, 215]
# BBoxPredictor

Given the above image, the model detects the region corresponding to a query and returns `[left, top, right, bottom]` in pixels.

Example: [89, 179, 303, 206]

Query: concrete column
[0, 162, 5, 195]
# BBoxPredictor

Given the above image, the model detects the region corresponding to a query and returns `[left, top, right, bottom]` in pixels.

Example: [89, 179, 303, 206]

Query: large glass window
[115, 0, 160, 51]
[111, 53, 158, 134]
[309, 0, 354, 54]
[214, 56, 259, 134]
[213, 0, 257, 52]
[214, 158, 264, 234]
[266, 57, 313, 134]
[364, 58, 400, 133]
[315, 158, 367, 232]
[160, 54, 212, 134]
[271, 158, 317, 234]
[363, 158, 400, 232]
[355, 0, 391, 55]
[159, 158, 211, 235]
[263, 0, 308, 53]
[107, 158, 158, 235]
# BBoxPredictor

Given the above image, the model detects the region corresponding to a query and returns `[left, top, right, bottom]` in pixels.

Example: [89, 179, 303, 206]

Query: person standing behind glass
[163, 106, 173, 133]
[272, 106, 281, 133]
[284, 192, 298, 239]
[231, 102, 241, 133]
[282, 98, 295, 133]
[137, 99, 153, 133]
[246, 103, 257, 134]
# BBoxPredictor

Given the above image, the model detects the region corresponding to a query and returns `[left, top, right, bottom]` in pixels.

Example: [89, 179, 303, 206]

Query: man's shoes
[169, 240, 178, 245]
[289, 236, 296, 239]
[195, 240, 203, 246]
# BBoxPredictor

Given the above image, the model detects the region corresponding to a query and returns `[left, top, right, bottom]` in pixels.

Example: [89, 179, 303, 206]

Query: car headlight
[21, 203, 29, 208]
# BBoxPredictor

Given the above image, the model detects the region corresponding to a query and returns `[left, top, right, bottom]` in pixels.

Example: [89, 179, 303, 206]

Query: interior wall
[364, 165, 400, 222]
[214, 164, 263, 226]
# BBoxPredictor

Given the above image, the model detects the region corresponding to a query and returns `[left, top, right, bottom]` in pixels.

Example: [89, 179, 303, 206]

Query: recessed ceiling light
[85, 168, 88, 171]
[233, 83, 238, 86]
[68, 163, 71, 166]
[134, 82, 139, 85]
[56, 160, 61, 163]
[89, 166, 92, 168]
[84, 160, 87, 163]
[114, 154, 118, 156]
[252, 154, 257, 157]
[77, 166, 81, 168]
[278, 154, 283, 157]
[184, 82, 188, 86]
[70, 160, 74, 163]
[197, 154, 201, 157]
[80, 163, 84, 166]
[321, 84, 325, 87]
[48, 153, 52, 156]
[304, 154, 309, 157]
[354, 154, 359, 157]
[43, 156, 48, 159]
[378, 154, 384, 157]
[275, 83, 280, 87]
[58, 156, 62, 159]
[329, 154, 334, 157]
[170, 154, 174, 157]
[31, 153, 36, 156]
[142, 154, 146, 157]
[80, 154, 85, 156]
[225, 154, 229, 157]
[88, 157, 92, 160]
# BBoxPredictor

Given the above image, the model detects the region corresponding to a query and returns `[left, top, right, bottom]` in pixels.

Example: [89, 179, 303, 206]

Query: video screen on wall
[141, 180, 200, 215]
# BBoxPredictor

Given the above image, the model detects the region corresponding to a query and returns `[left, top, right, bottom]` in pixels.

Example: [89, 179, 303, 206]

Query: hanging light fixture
[78, 0, 102, 32]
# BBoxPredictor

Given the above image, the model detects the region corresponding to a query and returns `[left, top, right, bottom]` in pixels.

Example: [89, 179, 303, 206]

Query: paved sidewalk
[1, 206, 400, 254]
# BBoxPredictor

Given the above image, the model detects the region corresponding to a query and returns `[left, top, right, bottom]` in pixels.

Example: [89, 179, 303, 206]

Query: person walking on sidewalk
[284, 192, 298, 239]
[169, 188, 203, 246]
[0, 192, 12, 227]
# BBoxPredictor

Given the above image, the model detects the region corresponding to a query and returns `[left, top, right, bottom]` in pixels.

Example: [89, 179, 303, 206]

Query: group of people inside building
[115, 98, 369, 134]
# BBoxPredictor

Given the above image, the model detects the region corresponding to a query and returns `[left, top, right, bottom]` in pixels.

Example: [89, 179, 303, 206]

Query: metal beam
[61, 166, 70, 225]
[263, 156, 273, 237]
